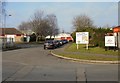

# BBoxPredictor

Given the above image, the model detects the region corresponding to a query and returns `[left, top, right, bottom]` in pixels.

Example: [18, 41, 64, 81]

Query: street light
[3, 14, 12, 48]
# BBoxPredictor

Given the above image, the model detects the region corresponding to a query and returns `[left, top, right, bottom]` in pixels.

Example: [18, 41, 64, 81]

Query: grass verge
[65, 43, 118, 56]
[52, 52, 118, 61]
[52, 43, 119, 61]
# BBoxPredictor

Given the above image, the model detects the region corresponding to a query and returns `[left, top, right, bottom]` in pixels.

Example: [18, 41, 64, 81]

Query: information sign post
[76, 32, 89, 50]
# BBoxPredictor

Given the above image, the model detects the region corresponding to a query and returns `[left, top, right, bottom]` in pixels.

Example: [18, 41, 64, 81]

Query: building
[0, 28, 24, 43]
[113, 26, 120, 49]
[46, 33, 74, 42]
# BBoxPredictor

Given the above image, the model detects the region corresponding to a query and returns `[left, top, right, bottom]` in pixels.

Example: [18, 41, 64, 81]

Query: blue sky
[6, 2, 118, 32]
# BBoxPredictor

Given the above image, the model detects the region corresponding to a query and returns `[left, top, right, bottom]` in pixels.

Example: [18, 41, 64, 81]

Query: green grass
[52, 43, 119, 61]
[65, 43, 118, 56]
[15, 41, 44, 44]
[53, 52, 118, 61]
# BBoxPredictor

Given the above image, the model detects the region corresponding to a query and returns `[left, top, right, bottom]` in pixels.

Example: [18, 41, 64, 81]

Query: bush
[72, 27, 112, 48]
[71, 31, 76, 42]
[21, 37, 27, 42]
[30, 33, 36, 42]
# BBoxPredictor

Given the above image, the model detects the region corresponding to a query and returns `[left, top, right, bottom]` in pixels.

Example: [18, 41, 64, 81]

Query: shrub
[72, 27, 112, 48]
[30, 33, 36, 42]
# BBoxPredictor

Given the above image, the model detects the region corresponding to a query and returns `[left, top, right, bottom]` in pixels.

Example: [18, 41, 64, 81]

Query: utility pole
[1, 0, 6, 48]
[0, 0, 4, 28]
[0, 0, 2, 28]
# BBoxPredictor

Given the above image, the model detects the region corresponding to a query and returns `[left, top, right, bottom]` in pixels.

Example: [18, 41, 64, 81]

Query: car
[53, 40, 61, 47]
[58, 40, 63, 46]
[62, 39, 68, 44]
[44, 40, 56, 49]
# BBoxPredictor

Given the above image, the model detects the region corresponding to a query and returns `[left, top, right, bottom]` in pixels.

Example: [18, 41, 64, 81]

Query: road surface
[2, 44, 118, 82]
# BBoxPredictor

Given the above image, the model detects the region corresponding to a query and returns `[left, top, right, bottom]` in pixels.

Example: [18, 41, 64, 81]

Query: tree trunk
[50, 35, 52, 39]
[40, 35, 42, 41]
[36, 36, 39, 42]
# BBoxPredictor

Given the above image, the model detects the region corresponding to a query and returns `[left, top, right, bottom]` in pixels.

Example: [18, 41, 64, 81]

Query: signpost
[76, 32, 89, 50]
[105, 36, 115, 47]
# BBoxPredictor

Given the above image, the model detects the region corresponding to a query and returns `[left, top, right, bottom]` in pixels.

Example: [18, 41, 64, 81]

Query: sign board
[105, 36, 115, 47]
[76, 32, 89, 44]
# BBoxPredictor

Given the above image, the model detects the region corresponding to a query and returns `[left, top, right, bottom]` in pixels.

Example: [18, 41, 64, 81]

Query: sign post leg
[77, 44, 79, 50]
[86, 44, 88, 50]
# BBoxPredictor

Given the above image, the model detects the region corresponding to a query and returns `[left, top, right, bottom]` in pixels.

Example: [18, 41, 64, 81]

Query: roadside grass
[52, 43, 119, 61]
[3, 41, 44, 51]
[2, 45, 21, 51]
[52, 52, 118, 61]
[15, 41, 44, 44]
[65, 43, 118, 56]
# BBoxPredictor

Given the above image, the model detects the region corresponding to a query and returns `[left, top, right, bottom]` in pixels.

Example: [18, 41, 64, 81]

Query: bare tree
[30, 10, 46, 42]
[30, 10, 59, 41]
[46, 14, 59, 38]
[19, 10, 59, 42]
[73, 14, 93, 31]
[18, 21, 32, 35]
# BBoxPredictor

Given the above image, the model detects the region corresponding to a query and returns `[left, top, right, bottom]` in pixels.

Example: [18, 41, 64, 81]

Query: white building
[113, 26, 120, 49]
[0, 28, 24, 48]
[46, 33, 74, 42]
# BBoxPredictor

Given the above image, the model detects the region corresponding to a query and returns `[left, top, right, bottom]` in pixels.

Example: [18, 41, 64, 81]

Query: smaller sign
[105, 36, 115, 47]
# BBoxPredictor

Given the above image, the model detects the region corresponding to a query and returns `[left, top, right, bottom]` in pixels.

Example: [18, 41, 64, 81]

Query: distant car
[44, 40, 56, 49]
[59, 40, 63, 46]
[62, 40, 68, 44]
[54, 40, 61, 47]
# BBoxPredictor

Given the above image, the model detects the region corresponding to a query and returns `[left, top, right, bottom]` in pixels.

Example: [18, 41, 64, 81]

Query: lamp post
[3, 14, 12, 48]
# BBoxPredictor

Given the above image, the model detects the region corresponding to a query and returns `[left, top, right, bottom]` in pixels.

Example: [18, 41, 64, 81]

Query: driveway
[2, 45, 118, 82]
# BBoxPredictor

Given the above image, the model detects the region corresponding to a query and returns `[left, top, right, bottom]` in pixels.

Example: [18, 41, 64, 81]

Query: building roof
[46, 33, 72, 39]
[113, 26, 120, 32]
[57, 33, 71, 37]
[0, 28, 23, 35]
[114, 26, 120, 28]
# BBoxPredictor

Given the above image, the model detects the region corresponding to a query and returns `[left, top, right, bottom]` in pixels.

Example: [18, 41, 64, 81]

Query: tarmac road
[2, 45, 118, 82]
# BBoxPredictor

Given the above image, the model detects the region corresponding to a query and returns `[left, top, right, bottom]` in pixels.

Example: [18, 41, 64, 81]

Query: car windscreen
[45, 40, 53, 43]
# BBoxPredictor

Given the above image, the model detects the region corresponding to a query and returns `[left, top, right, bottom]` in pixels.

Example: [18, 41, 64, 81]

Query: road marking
[76, 68, 86, 82]
[5, 66, 34, 81]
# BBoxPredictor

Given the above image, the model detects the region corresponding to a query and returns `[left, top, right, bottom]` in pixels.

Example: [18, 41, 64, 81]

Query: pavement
[2, 44, 119, 82]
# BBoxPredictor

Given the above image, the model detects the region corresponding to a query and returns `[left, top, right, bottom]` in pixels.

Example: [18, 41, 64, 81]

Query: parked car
[44, 40, 56, 49]
[54, 40, 61, 47]
[59, 40, 63, 46]
[62, 40, 68, 44]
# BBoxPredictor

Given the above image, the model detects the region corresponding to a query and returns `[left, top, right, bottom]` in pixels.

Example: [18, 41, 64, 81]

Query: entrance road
[2, 45, 118, 82]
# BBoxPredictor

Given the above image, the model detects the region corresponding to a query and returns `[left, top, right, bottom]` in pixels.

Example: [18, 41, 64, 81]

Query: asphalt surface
[2, 44, 118, 82]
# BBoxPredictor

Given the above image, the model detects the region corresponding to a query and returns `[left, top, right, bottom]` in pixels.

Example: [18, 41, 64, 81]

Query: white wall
[6, 35, 15, 42]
